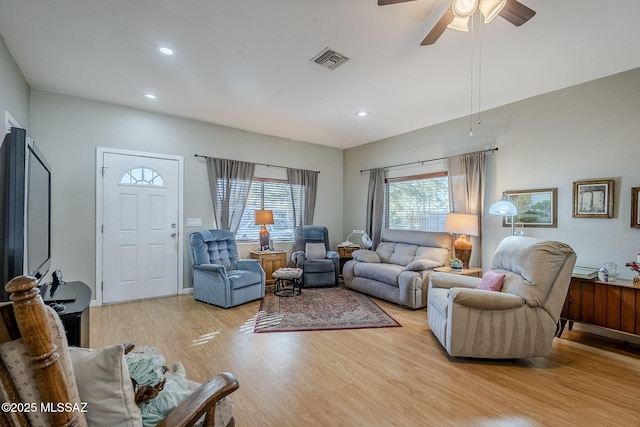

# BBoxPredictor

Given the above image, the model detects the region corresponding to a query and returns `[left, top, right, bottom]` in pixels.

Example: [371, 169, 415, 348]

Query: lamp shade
[254, 209, 274, 225]
[479, 0, 506, 23]
[445, 213, 479, 237]
[447, 15, 471, 32]
[452, 0, 478, 17]
[488, 199, 518, 216]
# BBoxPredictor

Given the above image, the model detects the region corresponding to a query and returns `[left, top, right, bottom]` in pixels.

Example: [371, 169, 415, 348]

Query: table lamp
[444, 213, 479, 268]
[255, 210, 274, 250]
[488, 194, 518, 235]
[340, 229, 373, 249]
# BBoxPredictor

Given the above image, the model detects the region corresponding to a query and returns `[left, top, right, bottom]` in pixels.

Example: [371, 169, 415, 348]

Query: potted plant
[449, 258, 464, 270]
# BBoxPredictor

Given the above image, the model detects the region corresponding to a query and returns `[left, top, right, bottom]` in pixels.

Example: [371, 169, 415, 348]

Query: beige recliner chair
[428, 236, 576, 359]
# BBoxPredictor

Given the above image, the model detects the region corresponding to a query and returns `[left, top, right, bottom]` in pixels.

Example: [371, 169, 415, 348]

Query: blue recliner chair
[189, 229, 265, 308]
[291, 226, 339, 287]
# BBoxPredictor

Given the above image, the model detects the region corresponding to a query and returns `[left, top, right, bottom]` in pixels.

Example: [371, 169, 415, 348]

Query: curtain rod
[194, 154, 320, 174]
[359, 147, 498, 173]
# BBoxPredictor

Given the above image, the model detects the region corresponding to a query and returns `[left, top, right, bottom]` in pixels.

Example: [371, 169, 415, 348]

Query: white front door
[100, 151, 180, 303]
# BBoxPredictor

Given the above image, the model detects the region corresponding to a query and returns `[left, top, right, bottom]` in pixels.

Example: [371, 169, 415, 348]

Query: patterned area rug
[254, 286, 401, 333]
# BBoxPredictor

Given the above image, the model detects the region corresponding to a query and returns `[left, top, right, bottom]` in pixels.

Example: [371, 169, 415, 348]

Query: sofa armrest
[429, 271, 479, 289]
[449, 288, 524, 310]
[351, 249, 380, 263]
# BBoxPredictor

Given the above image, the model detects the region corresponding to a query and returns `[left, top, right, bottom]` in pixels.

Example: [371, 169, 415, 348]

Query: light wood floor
[90, 290, 640, 427]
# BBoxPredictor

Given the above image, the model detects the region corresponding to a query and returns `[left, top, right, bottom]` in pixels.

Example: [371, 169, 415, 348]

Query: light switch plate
[186, 217, 202, 227]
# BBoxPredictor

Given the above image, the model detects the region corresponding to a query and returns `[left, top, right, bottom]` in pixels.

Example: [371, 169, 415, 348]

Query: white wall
[0, 34, 30, 131]
[28, 89, 343, 297]
[344, 68, 640, 281]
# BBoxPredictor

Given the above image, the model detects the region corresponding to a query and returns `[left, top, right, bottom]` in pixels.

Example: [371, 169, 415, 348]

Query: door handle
[171, 233, 177, 238]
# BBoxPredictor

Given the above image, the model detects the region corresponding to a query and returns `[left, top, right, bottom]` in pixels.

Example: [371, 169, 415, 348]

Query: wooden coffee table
[272, 268, 303, 297]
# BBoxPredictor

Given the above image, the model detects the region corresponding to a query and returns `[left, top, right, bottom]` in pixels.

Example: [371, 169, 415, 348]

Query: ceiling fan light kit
[380, 0, 535, 45]
[447, 16, 471, 32]
[479, 0, 507, 23]
[452, 0, 478, 18]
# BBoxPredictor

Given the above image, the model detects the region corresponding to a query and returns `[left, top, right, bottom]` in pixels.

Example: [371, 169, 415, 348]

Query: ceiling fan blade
[378, 0, 418, 5]
[498, 0, 536, 26]
[420, 7, 454, 46]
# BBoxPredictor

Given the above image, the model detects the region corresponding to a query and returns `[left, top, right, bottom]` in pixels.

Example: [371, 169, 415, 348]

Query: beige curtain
[447, 152, 487, 267]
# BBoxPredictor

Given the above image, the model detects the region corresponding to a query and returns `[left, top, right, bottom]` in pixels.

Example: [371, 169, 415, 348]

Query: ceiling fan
[378, 0, 536, 46]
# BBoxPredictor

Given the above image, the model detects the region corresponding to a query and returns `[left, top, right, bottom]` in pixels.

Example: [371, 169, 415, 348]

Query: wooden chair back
[0, 276, 239, 427]
[0, 275, 81, 427]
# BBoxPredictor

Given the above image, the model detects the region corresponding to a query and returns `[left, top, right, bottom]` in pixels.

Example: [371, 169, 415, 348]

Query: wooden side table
[249, 250, 287, 285]
[433, 266, 483, 278]
[337, 245, 360, 275]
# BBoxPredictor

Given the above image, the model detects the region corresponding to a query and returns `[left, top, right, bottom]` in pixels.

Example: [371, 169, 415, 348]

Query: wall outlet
[186, 218, 202, 227]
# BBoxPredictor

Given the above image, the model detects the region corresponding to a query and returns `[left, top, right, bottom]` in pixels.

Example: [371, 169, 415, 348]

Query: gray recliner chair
[189, 229, 265, 308]
[291, 226, 339, 287]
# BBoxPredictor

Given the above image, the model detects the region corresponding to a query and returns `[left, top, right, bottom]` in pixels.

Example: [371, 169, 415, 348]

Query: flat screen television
[0, 127, 52, 301]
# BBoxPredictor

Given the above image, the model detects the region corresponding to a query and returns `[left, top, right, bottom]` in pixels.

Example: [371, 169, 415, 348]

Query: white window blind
[236, 178, 295, 241]
[383, 172, 450, 232]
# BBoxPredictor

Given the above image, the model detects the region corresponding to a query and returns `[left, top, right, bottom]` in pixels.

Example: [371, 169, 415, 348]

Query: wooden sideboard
[560, 276, 640, 337]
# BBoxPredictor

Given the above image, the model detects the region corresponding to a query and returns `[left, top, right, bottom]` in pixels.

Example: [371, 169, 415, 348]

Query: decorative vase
[603, 262, 619, 279]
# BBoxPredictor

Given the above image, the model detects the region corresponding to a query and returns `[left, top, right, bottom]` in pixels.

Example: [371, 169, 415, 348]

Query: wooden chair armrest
[157, 372, 239, 427]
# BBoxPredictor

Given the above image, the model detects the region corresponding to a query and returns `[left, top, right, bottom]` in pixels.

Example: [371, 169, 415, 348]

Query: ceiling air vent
[311, 47, 350, 70]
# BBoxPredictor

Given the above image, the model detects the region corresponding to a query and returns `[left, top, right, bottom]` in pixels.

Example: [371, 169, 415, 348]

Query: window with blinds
[235, 178, 295, 241]
[383, 172, 450, 232]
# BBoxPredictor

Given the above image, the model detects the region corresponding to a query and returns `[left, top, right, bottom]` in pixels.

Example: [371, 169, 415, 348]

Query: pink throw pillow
[477, 270, 506, 292]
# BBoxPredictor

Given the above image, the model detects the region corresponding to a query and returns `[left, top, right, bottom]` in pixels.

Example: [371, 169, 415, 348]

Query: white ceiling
[1, 0, 639, 149]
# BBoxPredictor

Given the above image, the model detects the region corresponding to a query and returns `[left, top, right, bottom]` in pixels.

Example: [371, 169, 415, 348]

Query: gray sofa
[343, 229, 453, 309]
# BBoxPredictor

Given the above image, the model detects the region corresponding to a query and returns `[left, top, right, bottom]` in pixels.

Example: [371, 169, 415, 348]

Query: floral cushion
[0, 306, 88, 427]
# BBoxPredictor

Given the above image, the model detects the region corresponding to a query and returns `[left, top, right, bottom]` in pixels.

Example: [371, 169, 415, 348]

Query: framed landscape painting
[632, 187, 640, 228]
[573, 179, 614, 218]
[504, 188, 557, 227]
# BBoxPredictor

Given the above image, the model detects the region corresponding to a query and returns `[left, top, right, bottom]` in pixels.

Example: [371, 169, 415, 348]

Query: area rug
[254, 286, 401, 333]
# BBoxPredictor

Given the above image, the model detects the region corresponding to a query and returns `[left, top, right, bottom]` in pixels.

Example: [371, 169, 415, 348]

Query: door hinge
[101, 224, 104, 233]
[99, 166, 108, 176]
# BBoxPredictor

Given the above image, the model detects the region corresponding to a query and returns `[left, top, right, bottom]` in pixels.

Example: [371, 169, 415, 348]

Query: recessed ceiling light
[144, 93, 157, 99]
[158, 47, 174, 56]
[356, 111, 368, 117]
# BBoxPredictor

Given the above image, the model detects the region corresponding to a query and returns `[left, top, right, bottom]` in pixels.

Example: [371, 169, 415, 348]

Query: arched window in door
[119, 167, 165, 186]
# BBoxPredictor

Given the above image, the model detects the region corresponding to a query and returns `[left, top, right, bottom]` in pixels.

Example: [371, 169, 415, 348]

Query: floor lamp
[488, 195, 518, 235]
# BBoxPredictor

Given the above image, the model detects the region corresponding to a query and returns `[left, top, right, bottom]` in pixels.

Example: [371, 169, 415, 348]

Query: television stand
[40, 281, 90, 347]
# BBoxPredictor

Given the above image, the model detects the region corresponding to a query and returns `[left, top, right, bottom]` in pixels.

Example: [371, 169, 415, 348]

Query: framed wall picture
[504, 188, 558, 227]
[632, 187, 640, 228]
[572, 179, 614, 218]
